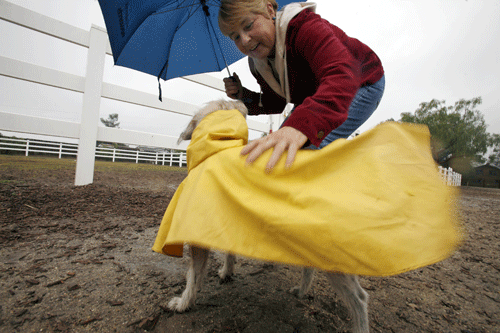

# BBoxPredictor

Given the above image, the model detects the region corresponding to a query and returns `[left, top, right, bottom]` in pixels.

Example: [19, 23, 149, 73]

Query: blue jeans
[296, 75, 385, 150]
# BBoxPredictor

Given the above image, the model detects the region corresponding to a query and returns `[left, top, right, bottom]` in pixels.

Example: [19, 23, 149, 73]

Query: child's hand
[241, 126, 308, 173]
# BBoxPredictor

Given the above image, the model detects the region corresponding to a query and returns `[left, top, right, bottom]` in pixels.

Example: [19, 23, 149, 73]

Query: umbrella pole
[200, 0, 232, 77]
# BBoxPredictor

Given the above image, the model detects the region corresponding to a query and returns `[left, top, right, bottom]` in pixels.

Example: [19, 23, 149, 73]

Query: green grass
[0, 155, 187, 173]
[0, 179, 19, 184]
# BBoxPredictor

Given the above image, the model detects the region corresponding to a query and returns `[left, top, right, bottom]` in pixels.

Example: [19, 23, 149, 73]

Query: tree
[400, 97, 489, 172]
[100, 113, 120, 128]
[488, 133, 500, 167]
[98, 113, 122, 148]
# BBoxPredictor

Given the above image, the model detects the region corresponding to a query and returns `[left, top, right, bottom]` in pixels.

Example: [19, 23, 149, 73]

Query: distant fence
[2, 136, 463, 185]
[438, 166, 462, 186]
[0, 137, 186, 167]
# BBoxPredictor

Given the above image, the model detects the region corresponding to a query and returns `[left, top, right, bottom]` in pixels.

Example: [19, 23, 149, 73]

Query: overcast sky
[1, 0, 499, 144]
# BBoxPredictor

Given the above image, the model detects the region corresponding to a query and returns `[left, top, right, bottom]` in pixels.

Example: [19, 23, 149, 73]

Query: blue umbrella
[97, 0, 295, 100]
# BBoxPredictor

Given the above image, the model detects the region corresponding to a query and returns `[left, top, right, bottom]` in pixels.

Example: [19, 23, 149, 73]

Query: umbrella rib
[156, 1, 210, 85]
[203, 14, 222, 73]
[151, 1, 200, 17]
[205, 11, 231, 76]
[156, 0, 230, 98]
[178, 2, 202, 30]
[150, 1, 223, 34]
[164, 1, 203, 33]
[151, 1, 222, 26]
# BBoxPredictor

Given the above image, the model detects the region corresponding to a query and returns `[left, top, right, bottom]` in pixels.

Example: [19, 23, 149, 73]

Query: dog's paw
[218, 267, 233, 281]
[168, 297, 191, 313]
[219, 274, 233, 284]
[289, 286, 306, 299]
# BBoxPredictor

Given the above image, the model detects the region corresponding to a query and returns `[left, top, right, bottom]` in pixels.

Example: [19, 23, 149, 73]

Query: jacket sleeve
[282, 11, 360, 146]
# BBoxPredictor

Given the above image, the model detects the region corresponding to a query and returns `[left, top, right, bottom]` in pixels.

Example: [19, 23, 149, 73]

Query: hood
[186, 109, 248, 171]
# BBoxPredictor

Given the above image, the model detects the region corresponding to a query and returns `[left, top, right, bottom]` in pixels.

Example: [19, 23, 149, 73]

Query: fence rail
[0, 137, 186, 167]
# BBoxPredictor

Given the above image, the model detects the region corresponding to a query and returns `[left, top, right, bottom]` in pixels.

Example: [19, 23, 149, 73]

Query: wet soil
[0, 156, 499, 332]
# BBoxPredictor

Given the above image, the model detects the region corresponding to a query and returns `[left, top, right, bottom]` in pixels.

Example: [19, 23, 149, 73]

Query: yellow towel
[152, 110, 462, 276]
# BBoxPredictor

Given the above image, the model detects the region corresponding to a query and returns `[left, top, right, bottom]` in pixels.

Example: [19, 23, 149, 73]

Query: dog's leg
[168, 246, 209, 312]
[325, 273, 369, 333]
[290, 267, 315, 298]
[218, 253, 235, 283]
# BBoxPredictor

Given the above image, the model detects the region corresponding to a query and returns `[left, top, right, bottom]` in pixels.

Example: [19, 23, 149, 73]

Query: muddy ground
[0, 155, 499, 333]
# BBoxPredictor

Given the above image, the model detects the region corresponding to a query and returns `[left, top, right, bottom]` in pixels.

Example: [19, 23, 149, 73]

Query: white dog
[169, 99, 369, 333]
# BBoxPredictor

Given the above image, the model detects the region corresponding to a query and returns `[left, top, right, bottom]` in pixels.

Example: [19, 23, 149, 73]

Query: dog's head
[177, 99, 248, 144]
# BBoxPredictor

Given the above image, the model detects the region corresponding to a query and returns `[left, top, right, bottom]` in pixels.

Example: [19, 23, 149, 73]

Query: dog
[169, 99, 369, 333]
[177, 99, 249, 144]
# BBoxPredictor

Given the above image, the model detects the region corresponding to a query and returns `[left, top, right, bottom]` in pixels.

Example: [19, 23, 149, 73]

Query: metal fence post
[74, 25, 107, 186]
[25, 139, 30, 156]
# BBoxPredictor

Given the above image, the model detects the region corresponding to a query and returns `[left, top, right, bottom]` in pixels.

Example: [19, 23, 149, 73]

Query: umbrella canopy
[98, 1, 296, 84]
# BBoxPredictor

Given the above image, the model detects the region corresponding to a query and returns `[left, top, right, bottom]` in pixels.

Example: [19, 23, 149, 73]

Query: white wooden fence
[438, 166, 462, 186]
[0, 137, 187, 167]
[0, 0, 271, 185]
[1, 135, 463, 186]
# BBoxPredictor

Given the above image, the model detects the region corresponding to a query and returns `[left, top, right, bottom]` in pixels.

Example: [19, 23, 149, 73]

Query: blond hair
[218, 0, 278, 36]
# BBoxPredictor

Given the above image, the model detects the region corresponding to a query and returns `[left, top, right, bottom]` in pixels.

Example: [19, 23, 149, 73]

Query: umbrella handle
[230, 76, 239, 99]
[227, 75, 241, 100]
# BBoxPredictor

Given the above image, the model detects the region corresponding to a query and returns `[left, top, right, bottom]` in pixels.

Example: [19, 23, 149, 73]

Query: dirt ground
[1, 155, 499, 333]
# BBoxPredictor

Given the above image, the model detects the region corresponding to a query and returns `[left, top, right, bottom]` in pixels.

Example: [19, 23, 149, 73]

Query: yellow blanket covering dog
[152, 110, 462, 276]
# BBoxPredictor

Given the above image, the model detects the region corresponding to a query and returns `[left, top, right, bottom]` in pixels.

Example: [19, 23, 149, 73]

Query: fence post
[170, 152, 173, 167]
[447, 167, 453, 186]
[136, 150, 139, 164]
[58, 142, 63, 159]
[74, 25, 107, 186]
[162, 152, 165, 166]
[25, 139, 30, 156]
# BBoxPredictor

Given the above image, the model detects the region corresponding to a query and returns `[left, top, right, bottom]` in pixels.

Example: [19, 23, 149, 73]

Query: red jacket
[243, 9, 384, 147]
